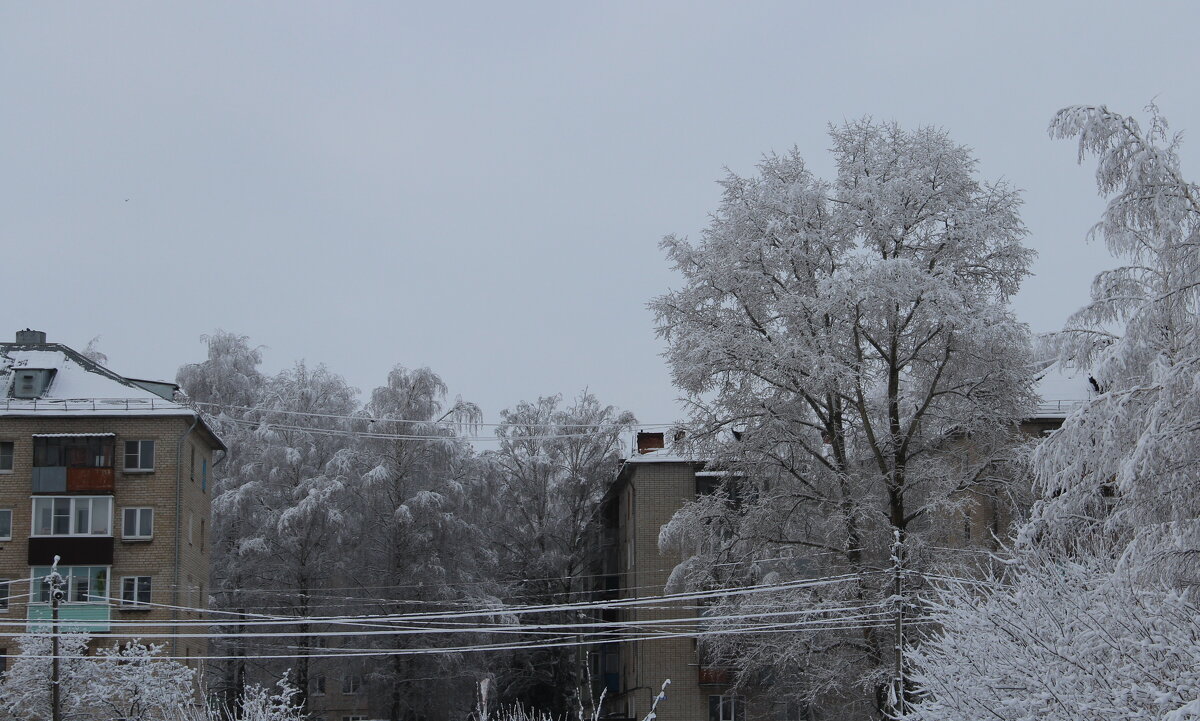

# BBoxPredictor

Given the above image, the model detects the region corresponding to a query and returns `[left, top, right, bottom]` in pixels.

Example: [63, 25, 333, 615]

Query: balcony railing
[699, 666, 733, 685]
[31, 467, 114, 493]
[27, 602, 111, 633]
[28, 537, 115, 566]
[67, 467, 114, 492]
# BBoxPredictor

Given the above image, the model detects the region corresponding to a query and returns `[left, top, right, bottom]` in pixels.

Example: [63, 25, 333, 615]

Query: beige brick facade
[0, 409, 220, 669]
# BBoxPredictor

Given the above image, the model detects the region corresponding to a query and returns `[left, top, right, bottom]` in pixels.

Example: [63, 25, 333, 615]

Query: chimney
[636, 431, 665, 455]
[15, 329, 47, 344]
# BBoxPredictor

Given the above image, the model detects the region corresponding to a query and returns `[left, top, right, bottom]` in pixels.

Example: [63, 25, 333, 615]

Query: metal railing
[0, 397, 185, 413]
[1035, 399, 1087, 415]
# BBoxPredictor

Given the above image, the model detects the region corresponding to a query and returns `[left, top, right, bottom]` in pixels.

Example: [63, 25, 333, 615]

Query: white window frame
[0, 510, 11, 542]
[711, 695, 745, 721]
[31, 566, 110, 604]
[0, 441, 13, 473]
[120, 575, 152, 606]
[341, 674, 362, 695]
[122, 507, 154, 540]
[31, 497, 112, 537]
[123, 440, 155, 472]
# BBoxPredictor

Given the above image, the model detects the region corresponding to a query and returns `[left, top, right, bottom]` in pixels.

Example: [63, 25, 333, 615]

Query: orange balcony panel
[66, 467, 114, 493]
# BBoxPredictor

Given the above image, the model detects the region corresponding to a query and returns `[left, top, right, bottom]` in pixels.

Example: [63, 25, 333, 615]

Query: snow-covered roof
[622, 446, 699, 464]
[1032, 361, 1096, 419]
[0, 344, 193, 418]
[31, 433, 116, 438]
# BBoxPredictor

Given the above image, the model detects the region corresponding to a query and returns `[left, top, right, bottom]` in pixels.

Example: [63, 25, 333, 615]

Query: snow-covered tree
[481, 392, 635, 715]
[343, 365, 486, 721]
[652, 119, 1036, 717]
[177, 330, 268, 708]
[0, 635, 195, 721]
[223, 360, 359, 711]
[83, 641, 197, 721]
[906, 104, 1200, 721]
[0, 633, 92, 721]
[1026, 104, 1200, 581]
[906, 548, 1200, 721]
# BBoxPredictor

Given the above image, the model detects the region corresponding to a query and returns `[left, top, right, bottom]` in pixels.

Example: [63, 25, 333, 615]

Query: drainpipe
[173, 415, 201, 656]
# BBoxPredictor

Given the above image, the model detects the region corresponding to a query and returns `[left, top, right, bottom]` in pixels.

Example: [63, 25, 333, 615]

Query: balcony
[699, 666, 734, 685]
[27, 603, 111, 633]
[28, 537, 114, 566]
[32, 467, 114, 494]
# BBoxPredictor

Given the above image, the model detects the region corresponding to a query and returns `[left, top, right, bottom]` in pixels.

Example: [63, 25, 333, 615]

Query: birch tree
[482, 392, 634, 715]
[652, 119, 1036, 717]
[1026, 104, 1200, 581]
[906, 105, 1200, 721]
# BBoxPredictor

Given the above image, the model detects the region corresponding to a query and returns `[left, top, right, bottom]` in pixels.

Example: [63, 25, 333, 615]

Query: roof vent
[15, 329, 47, 344]
[11, 369, 55, 399]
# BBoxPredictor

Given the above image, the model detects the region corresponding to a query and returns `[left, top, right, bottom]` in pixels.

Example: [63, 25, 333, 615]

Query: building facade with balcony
[0, 329, 224, 670]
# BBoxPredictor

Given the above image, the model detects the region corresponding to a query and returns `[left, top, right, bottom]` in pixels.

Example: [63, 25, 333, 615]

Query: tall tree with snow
[1027, 104, 1200, 579]
[344, 365, 486, 721]
[176, 330, 267, 707]
[905, 105, 1200, 721]
[225, 360, 360, 712]
[652, 119, 1036, 718]
[481, 392, 635, 715]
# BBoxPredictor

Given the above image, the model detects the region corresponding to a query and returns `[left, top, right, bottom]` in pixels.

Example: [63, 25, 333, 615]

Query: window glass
[91, 497, 111, 535]
[0, 442, 13, 471]
[33, 498, 112, 536]
[0, 580, 9, 610]
[53, 498, 70, 535]
[0, 510, 10, 540]
[32, 566, 108, 603]
[124, 440, 155, 471]
[122, 576, 151, 604]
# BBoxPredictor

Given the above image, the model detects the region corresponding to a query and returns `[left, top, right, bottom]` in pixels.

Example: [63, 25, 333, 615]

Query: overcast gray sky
[4, 2, 1197, 435]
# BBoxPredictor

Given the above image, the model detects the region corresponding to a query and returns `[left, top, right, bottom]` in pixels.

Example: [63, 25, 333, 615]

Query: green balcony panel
[27, 603, 111, 633]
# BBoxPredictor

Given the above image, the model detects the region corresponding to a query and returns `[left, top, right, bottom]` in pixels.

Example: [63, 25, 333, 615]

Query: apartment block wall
[0, 414, 216, 666]
[619, 461, 719, 721]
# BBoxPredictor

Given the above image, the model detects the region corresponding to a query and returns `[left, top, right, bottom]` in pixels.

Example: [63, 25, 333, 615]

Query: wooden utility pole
[890, 532, 905, 719]
[48, 555, 65, 721]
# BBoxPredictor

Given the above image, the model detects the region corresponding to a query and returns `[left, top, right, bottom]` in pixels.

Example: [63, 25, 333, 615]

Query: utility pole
[890, 531, 905, 719]
[47, 555, 65, 721]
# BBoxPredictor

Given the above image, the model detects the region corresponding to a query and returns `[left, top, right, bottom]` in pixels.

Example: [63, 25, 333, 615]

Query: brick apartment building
[589, 366, 1092, 721]
[0, 329, 224, 670]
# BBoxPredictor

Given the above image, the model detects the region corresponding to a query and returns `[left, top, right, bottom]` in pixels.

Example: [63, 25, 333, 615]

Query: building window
[0, 510, 10, 541]
[122, 508, 153, 539]
[201, 459, 207, 492]
[121, 576, 152, 606]
[341, 674, 362, 695]
[200, 519, 205, 552]
[32, 566, 108, 603]
[0, 580, 9, 610]
[343, 716, 366, 721]
[710, 696, 745, 721]
[188, 513, 194, 545]
[124, 440, 155, 472]
[32, 497, 111, 536]
[312, 674, 326, 696]
[34, 436, 113, 468]
[190, 446, 195, 482]
[0, 442, 12, 472]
